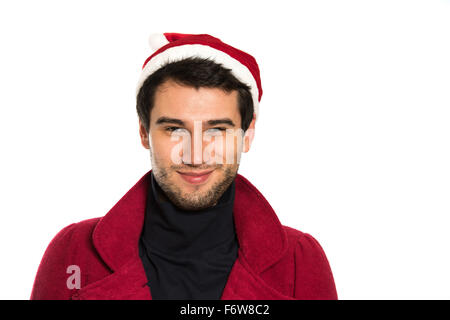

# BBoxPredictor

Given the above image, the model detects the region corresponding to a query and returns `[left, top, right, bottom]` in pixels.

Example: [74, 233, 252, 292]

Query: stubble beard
[151, 156, 238, 211]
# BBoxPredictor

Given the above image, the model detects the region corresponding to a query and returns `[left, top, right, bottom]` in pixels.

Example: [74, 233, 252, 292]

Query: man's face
[139, 79, 255, 210]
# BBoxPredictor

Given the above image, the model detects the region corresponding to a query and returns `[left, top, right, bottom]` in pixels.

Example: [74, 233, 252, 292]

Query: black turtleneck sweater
[138, 172, 239, 300]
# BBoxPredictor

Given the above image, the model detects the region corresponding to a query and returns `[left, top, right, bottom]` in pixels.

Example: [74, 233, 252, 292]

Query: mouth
[176, 169, 215, 185]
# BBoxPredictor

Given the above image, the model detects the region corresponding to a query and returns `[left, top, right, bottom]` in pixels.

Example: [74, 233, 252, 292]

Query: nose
[182, 120, 205, 165]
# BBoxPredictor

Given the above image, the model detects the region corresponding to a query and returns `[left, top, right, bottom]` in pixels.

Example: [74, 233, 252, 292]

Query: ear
[243, 113, 256, 153]
[139, 120, 150, 150]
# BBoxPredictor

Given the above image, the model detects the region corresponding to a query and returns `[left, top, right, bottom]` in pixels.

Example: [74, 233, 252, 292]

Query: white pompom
[147, 33, 170, 51]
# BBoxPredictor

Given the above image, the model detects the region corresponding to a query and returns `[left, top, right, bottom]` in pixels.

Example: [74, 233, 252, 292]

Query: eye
[165, 126, 187, 133]
[206, 127, 227, 133]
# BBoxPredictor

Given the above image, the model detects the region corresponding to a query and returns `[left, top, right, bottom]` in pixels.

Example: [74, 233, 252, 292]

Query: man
[30, 33, 337, 300]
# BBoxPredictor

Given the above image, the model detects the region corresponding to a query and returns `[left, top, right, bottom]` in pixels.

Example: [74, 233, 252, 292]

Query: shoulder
[282, 225, 332, 273]
[64, 217, 101, 245]
[30, 217, 102, 300]
[44, 217, 101, 253]
[282, 225, 338, 300]
[283, 225, 327, 257]
[37, 218, 100, 258]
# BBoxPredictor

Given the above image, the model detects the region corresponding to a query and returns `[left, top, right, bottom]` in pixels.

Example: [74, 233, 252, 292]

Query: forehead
[151, 79, 240, 122]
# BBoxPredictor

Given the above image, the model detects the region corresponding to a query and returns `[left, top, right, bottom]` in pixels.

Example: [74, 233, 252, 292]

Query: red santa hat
[136, 33, 263, 121]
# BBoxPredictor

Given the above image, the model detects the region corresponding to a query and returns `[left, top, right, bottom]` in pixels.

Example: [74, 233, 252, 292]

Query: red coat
[30, 170, 337, 300]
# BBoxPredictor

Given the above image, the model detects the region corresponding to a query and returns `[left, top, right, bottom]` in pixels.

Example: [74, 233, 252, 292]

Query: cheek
[149, 132, 181, 161]
[227, 134, 244, 164]
[205, 132, 243, 165]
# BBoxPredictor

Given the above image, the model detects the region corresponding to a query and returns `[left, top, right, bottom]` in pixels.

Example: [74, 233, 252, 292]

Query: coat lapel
[220, 252, 295, 300]
[73, 170, 292, 300]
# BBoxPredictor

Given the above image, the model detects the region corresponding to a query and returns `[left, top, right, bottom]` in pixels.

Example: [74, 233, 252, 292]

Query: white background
[1, 0, 449, 300]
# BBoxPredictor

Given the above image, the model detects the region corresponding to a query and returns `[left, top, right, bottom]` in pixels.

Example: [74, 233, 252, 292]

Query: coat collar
[76, 170, 291, 300]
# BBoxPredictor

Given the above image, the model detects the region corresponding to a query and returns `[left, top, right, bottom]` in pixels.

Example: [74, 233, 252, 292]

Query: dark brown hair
[136, 57, 254, 133]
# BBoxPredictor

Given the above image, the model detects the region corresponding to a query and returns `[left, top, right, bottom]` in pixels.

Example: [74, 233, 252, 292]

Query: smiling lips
[176, 169, 214, 185]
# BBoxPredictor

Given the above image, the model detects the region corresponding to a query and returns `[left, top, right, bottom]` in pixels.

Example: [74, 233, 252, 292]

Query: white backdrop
[1, 0, 449, 300]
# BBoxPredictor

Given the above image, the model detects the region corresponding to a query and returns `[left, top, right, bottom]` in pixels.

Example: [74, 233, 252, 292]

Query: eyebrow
[207, 118, 235, 127]
[155, 117, 185, 126]
[155, 117, 236, 127]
